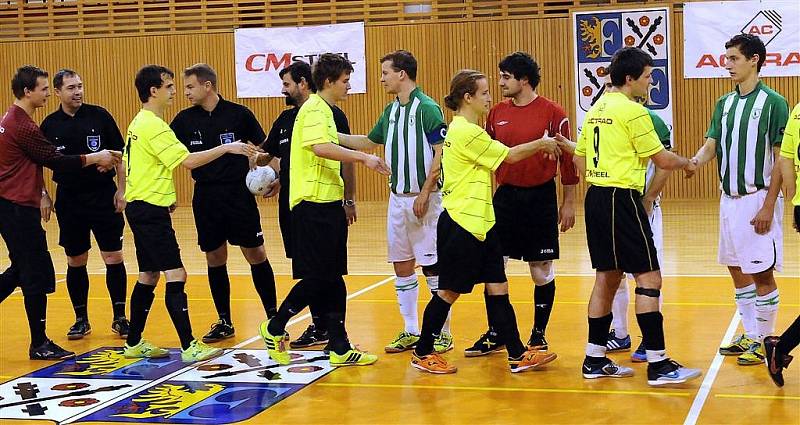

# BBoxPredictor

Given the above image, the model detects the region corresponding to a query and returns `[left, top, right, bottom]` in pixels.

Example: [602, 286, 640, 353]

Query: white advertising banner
[572, 7, 673, 142]
[684, 1, 800, 78]
[234, 22, 366, 98]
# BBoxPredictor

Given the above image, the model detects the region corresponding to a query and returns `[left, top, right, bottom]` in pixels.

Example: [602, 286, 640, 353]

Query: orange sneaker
[411, 352, 457, 374]
[509, 349, 557, 373]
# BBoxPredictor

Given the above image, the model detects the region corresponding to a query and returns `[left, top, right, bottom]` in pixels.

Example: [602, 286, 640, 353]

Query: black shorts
[0, 198, 56, 296]
[291, 201, 347, 280]
[192, 183, 264, 252]
[794, 205, 799, 234]
[278, 185, 292, 258]
[437, 210, 507, 294]
[493, 180, 560, 261]
[584, 185, 659, 274]
[54, 184, 124, 257]
[125, 201, 183, 272]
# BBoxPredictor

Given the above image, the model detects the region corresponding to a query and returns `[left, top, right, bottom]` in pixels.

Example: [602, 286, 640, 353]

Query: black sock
[105, 263, 127, 319]
[267, 279, 314, 336]
[251, 260, 277, 318]
[635, 311, 665, 352]
[777, 316, 800, 354]
[24, 293, 48, 348]
[483, 289, 496, 333]
[0, 265, 19, 303]
[165, 281, 194, 350]
[487, 294, 526, 358]
[309, 302, 328, 333]
[324, 277, 349, 355]
[126, 282, 156, 347]
[67, 265, 89, 321]
[588, 313, 613, 347]
[208, 265, 231, 324]
[414, 294, 452, 356]
[533, 279, 556, 335]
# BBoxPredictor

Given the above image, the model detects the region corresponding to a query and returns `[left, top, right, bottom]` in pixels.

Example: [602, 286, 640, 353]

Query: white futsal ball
[246, 166, 277, 196]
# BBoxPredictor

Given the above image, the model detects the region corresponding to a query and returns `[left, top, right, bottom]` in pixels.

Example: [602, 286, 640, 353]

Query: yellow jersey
[123, 109, 189, 207]
[441, 115, 509, 241]
[575, 92, 664, 193]
[779, 102, 800, 206]
[289, 94, 344, 209]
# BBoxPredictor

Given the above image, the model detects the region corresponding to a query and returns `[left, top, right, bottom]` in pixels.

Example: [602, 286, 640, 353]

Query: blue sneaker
[582, 357, 634, 379]
[631, 340, 647, 362]
[606, 329, 631, 352]
[647, 359, 702, 386]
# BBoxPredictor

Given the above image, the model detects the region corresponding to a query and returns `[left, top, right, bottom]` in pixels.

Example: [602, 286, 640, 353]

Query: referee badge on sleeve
[86, 135, 101, 152]
[220, 132, 235, 145]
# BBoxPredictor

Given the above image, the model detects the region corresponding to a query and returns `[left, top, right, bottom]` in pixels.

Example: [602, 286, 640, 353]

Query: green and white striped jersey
[706, 81, 789, 197]
[644, 110, 672, 194]
[368, 87, 447, 194]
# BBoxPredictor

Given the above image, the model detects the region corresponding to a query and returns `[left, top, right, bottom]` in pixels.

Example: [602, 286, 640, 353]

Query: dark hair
[443, 69, 486, 111]
[380, 50, 417, 81]
[279, 61, 316, 92]
[53, 68, 79, 90]
[609, 47, 654, 87]
[725, 34, 766, 72]
[183, 63, 217, 89]
[498, 51, 540, 89]
[311, 53, 354, 92]
[135, 64, 174, 103]
[11, 65, 48, 100]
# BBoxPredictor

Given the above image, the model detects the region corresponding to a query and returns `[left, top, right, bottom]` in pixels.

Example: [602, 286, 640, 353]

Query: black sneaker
[111, 317, 130, 339]
[202, 320, 235, 343]
[30, 339, 75, 361]
[764, 336, 794, 387]
[67, 319, 91, 340]
[527, 330, 548, 351]
[464, 330, 505, 357]
[582, 356, 634, 379]
[290, 324, 329, 348]
[646, 359, 702, 386]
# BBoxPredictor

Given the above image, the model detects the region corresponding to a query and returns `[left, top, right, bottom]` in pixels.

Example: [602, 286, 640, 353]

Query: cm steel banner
[235, 22, 366, 98]
[684, 1, 800, 78]
[572, 7, 673, 141]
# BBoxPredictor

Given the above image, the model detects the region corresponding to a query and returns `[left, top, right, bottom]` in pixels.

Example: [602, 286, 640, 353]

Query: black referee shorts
[584, 185, 659, 274]
[192, 183, 264, 252]
[54, 184, 124, 257]
[437, 210, 507, 294]
[493, 180, 560, 262]
[0, 198, 56, 296]
[125, 201, 183, 272]
[291, 200, 347, 281]
[278, 184, 292, 258]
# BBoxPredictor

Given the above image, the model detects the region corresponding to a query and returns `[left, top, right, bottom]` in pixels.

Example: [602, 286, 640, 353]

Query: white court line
[683, 313, 741, 425]
[61, 274, 393, 424]
[233, 275, 394, 349]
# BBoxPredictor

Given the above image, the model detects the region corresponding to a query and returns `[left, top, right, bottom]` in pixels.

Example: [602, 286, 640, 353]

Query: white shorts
[718, 190, 783, 274]
[387, 192, 442, 265]
[627, 199, 663, 279]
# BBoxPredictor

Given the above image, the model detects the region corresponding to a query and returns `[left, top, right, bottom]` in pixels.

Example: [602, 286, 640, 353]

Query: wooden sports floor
[0, 199, 798, 424]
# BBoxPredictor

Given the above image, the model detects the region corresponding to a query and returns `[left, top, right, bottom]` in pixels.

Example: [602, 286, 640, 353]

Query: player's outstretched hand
[364, 154, 391, 176]
[92, 149, 122, 171]
[226, 141, 260, 157]
[684, 158, 698, 178]
[536, 130, 560, 160]
[555, 133, 576, 155]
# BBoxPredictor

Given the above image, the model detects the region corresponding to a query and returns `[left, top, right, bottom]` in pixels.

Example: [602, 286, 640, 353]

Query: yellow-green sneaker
[330, 346, 378, 367]
[123, 339, 169, 359]
[719, 334, 756, 356]
[259, 320, 290, 365]
[181, 340, 223, 362]
[434, 332, 454, 354]
[737, 341, 765, 365]
[384, 331, 419, 353]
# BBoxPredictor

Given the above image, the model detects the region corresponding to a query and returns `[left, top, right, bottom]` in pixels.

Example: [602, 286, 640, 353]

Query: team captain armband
[426, 124, 447, 145]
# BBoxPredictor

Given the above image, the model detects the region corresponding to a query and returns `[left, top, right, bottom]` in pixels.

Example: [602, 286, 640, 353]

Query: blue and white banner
[684, 1, 800, 78]
[572, 7, 674, 141]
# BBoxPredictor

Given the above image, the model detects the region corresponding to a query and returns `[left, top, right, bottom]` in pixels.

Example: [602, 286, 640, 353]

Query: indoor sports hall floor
[0, 199, 798, 424]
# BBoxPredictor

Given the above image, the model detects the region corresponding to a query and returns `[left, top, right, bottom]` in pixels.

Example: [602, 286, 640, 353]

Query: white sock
[755, 288, 779, 342]
[442, 309, 452, 334]
[611, 278, 630, 338]
[585, 343, 606, 358]
[395, 274, 419, 334]
[645, 349, 668, 363]
[734, 284, 758, 340]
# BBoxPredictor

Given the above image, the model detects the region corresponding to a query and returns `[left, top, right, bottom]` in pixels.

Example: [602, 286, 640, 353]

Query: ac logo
[741, 10, 782, 45]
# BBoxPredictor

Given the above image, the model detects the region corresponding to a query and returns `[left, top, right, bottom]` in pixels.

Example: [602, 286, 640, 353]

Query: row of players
[0, 35, 798, 386]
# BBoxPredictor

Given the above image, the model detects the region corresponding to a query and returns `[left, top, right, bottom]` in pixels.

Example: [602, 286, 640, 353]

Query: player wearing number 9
[573, 47, 700, 386]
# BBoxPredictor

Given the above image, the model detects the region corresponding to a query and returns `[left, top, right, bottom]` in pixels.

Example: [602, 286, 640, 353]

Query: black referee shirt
[170, 95, 266, 184]
[40, 103, 124, 188]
